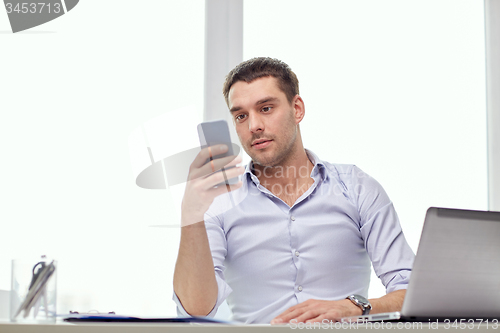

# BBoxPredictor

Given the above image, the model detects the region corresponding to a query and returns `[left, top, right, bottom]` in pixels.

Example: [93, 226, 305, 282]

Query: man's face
[228, 76, 301, 167]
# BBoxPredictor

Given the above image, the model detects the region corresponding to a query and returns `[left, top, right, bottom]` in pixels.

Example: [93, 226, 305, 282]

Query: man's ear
[292, 95, 305, 124]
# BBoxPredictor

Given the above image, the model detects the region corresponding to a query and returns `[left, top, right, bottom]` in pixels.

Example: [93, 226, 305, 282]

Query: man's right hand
[181, 144, 244, 227]
[174, 144, 244, 316]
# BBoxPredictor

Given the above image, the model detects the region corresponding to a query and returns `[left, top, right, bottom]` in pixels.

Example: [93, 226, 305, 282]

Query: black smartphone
[197, 119, 239, 185]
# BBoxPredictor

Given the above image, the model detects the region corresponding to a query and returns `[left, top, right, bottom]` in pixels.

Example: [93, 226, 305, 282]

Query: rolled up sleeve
[351, 166, 415, 293]
[172, 272, 232, 317]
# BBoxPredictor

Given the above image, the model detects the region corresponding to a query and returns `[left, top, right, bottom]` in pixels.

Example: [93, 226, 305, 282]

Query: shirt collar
[244, 149, 328, 186]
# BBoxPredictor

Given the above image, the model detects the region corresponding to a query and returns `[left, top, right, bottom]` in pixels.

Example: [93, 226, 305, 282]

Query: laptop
[343, 207, 500, 322]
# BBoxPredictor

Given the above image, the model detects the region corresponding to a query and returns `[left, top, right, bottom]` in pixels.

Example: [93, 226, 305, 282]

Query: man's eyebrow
[256, 97, 279, 105]
[229, 97, 279, 113]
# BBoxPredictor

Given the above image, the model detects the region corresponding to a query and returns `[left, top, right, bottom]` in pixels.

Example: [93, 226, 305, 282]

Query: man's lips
[251, 139, 272, 149]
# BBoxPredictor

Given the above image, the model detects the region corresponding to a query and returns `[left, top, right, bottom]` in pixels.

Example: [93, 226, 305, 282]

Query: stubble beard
[244, 116, 298, 168]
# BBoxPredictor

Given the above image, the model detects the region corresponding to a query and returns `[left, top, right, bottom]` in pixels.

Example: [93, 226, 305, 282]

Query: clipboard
[63, 314, 232, 324]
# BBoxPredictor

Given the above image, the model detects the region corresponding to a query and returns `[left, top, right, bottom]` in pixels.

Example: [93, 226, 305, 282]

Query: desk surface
[0, 320, 498, 332]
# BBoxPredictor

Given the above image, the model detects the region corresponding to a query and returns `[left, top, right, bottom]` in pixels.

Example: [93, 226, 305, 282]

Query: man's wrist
[346, 294, 372, 315]
[343, 299, 363, 316]
[181, 212, 205, 227]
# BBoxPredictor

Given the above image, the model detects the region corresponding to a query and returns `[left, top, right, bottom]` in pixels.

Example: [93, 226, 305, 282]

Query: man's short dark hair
[223, 57, 300, 106]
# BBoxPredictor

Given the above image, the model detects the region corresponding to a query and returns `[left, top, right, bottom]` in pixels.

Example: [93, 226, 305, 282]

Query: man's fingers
[272, 300, 348, 325]
[272, 301, 311, 322]
[201, 155, 242, 176]
[191, 154, 241, 181]
[199, 166, 244, 190]
[271, 304, 304, 324]
[210, 180, 243, 197]
[221, 154, 243, 168]
[272, 308, 304, 324]
[293, 309, 322, 323]
[192, 144, 229, 168]
[271, 300, 334, 324]
[189, 165, 244, 192]
[306, 314, 327, 323]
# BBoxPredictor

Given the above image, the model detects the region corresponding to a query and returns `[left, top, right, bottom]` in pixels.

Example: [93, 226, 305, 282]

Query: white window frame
[485, 0, 500, 211]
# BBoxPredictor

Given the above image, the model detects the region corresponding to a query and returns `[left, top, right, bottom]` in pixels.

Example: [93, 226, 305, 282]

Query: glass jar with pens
[10, 255, 57, 324]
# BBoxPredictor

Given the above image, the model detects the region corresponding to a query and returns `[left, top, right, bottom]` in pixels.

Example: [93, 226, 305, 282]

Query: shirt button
[290, 215, 296, 221]
[295, 251, 300, 257]
[298, 286, 303, 292]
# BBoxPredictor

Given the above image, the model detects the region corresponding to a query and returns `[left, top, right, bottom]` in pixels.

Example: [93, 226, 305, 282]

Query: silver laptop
[343, 207, 500, 322]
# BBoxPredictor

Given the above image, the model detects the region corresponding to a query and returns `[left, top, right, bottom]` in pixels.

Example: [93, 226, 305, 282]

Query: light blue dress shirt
[173, 150, 414, 323]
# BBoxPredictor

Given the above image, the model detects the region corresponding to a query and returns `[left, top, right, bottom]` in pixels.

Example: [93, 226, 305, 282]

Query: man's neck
[253, 149, 314, 188]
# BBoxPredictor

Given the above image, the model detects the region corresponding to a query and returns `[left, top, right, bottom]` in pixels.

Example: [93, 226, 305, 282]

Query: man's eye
[236, 114, 246, 121]
[262, 106, 272, 112]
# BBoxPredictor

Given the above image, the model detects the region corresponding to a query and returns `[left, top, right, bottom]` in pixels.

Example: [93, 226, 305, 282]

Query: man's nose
[248, 114, 264, 133]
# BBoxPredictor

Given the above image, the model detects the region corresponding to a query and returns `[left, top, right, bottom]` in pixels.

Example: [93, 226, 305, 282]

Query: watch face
[355, 295, 369, 304]
[348, 294, 371, 315]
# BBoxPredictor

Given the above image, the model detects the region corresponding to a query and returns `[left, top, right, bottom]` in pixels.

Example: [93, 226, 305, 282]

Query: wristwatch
[346, 294, 372, 315]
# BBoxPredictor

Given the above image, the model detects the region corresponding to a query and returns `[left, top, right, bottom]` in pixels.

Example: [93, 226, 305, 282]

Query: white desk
[0, 320, 497, 332]
[0, 322, 284, 333]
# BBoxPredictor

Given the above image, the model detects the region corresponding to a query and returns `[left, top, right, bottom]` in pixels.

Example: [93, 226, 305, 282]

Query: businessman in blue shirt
[173, 57, 414, 324]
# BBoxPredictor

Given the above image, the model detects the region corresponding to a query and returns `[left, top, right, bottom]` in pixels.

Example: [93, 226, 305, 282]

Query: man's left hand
[270, 299, 362, 324]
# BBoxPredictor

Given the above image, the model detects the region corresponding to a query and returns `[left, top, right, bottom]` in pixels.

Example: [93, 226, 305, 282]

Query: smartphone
[197, 119, 239, 185]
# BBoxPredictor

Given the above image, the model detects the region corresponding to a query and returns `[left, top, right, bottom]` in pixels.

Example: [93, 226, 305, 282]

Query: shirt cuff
[383, 270, 412, 294]
[172, 272, 233, 317]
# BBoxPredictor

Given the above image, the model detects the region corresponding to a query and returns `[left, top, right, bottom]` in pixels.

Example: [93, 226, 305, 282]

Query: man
[173, 57, 414, 324]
